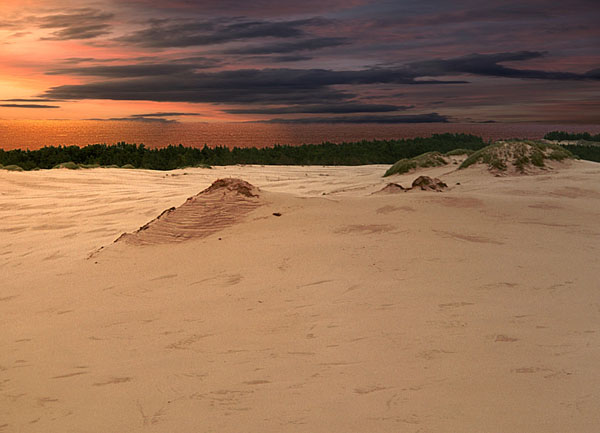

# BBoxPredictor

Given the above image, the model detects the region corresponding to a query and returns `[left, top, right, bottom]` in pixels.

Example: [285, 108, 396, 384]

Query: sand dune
[115, 178, 263, 246]
[1, 161, 599, 432]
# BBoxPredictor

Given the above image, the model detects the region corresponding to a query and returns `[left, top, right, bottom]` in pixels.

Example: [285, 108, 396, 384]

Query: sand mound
[459, 140, 573, 174]
[412, 176, 447, 191]
[375, 176, 447, 194]
[374, 183, 407, 194]
[116, 178, 262, 245]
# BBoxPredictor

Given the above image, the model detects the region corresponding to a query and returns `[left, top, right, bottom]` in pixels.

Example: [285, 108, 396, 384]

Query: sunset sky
[1, 0, 598, 124]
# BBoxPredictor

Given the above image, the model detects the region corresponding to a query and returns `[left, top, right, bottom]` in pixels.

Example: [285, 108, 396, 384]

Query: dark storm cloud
[585, 69, 600, 79]
[270, 55, 314, 62]
[129, 112, 203, 117]
[59, 56, 220, 67]
[41, 66, 464, 105]
[38, 8, 114, 40]
[0, 104, 59, 108]
[2, 98, 63, 102]
[46, 62, 217, 78]
[407, 51, 600, 80]
[368, 3, 554, 28]
[88, 112, 205, 123]
[225, 103, 411, 114]
[116, 17, 329, 48]
[172, 56, 221, 65]
[256, 113, 448, 123]
[41, 52, 596, 112]
[224, 37, 349, 54]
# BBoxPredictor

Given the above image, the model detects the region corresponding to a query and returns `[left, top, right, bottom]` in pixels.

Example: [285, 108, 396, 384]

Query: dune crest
[459, 140, 573, 174]
[116, 178, 262, 245]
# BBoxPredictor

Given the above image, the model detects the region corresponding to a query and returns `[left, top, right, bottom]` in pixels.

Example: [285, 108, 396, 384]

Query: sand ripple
[116, 178, 263, 245]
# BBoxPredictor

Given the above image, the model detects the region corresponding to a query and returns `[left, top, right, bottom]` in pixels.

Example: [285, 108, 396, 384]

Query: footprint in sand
[494, 334, 519, 342]
[93, 377, 132, 386]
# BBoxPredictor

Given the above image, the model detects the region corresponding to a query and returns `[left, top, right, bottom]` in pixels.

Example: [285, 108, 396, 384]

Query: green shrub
[384, 151, 447, 177]
[445, 148, 474, 156]
[53, 161, 80, 169]
[2, 164, 24, 171]
[547, 148, 572, 161]
[383, 159, 417, 176]
[530, 150, 545, 167]
[121, 164, 136, 169]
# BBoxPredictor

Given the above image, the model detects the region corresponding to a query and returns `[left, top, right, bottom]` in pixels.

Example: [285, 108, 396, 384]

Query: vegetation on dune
[53, 161, 80, 170]
[445, 148, 475, 156]
[459, 140, 574, 172]
[383, 152, 447, 177]
[0, 134, 486, 171]
[544, 131, 600, 142]
[2, 164, 25, 171]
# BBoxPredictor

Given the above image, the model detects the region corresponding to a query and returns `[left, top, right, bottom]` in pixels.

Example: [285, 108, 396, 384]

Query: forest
[544, 131, 600, 142]
[0, 134, 486, 170]
[2, 133, 599, 170]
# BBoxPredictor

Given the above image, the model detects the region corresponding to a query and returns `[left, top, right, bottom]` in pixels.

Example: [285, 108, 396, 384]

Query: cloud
[42, 66, 463, 105]
[2, 98, 63, 102]
[225, 103, 411, 114]
[42, 24, 112, 40]
[46, 62, 216, 78]
[224, 37, 348, 54]
[129, 112, 203, 117]
[116, 17, 329, 47]
[112, 0, 367, 16]
[86, 112, 205, 123]
[270, 55, 313, 62]
[585, 68, 600, 79]
[0, 103, 59, 108]
[41, 52, 595, 111]
[254, 113, 449, 123]
[408, 51, 599, 80]
[87, 117, 176, 123]
[8, 31, 31, 38]
[61, 57, 102, 64]
[38, 8, 114, 40]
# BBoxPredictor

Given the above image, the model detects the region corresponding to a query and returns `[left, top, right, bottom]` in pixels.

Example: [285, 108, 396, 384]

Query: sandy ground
[1, 161, 599, 432]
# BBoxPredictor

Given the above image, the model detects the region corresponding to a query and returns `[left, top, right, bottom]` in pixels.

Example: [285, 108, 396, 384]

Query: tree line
[2, 133, 599, 170]
[0, 134, 487, 170]
[544, 131, 600, 142]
